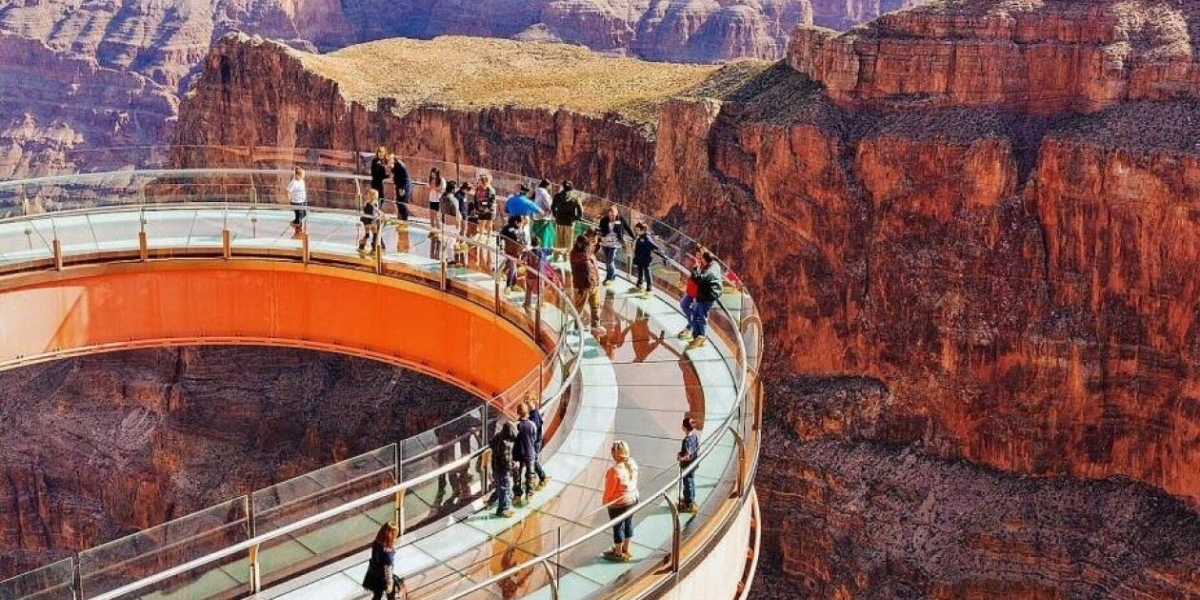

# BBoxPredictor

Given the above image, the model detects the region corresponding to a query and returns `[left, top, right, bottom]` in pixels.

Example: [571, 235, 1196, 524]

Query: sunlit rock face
[0, 346, 476, 579]
[173, 4, 1200, 594]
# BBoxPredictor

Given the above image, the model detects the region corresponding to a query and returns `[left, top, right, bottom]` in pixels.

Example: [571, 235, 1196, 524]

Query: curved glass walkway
[0, 152, 763, 600]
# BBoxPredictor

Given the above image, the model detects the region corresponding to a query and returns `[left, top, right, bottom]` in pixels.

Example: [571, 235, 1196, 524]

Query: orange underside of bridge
[0, 261, 542, 398]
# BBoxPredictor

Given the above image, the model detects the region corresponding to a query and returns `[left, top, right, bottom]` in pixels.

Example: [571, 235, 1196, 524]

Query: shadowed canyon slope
[0, 0, 925, 177]
[0, 346, 477, 580]
[173, 11, 1200, 594]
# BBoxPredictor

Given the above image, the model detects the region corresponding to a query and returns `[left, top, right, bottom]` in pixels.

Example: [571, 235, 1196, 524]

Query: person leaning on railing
[391, 152, 411, 221]
[686, 250, 723, 350]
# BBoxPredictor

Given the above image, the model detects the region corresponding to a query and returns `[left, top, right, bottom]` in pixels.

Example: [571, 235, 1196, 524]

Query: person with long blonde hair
[602, 440, 639, 561]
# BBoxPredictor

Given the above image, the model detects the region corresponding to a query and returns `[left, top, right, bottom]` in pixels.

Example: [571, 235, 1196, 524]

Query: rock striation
[171, 26, 1200, 596]
[0, 0, 921, 177]
[0, 346, 476, 580]
[787, 0, 1200, 114]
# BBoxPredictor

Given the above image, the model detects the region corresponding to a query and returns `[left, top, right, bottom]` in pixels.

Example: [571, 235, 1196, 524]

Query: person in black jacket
[550, 181, 582, 261]
[513, 403, 539, 507]
[489, 420, 518, 518]
[361, 523, 405, 600]
[358, 189, 383, 254]
[629, 222, 660, 296]
[597, 206, 632, 287]
[686, 251, 723, 350]
[369, 146, 388, 200]
[391, 152, 411, 221]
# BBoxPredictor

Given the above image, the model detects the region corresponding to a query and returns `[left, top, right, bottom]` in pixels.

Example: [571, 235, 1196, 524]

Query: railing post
[664, 493, 681, 573]
[52, 238, 62, 270]
[440, 252, 448, 291]
[222, 229, 232, 259]
[138, 211, 148, 261]
[540, 560, 560, 600]
[534, 286, 543, 342]
[730, 428, 747, 498]
[301, 231, 310, 264]
[394, 488, 407, 537]
[248, 543, 261, 594]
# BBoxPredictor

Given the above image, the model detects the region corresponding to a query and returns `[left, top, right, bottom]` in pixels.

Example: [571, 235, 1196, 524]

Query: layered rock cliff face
[0, 346, 476, 580]
[174, 8, 1200, 596]
[0, 0, 922, 178]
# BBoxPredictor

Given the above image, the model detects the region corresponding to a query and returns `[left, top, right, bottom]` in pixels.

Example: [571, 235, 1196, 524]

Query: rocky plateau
[0, 345, 476, 580]
[170, 0, 1200, 594]
[0, 0, 922, 178]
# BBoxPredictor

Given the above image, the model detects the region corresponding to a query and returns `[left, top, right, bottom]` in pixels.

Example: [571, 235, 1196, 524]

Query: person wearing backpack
[488, 420, 518, 518]
[551, 181, 582, 262]
[686, 250, 723, 350]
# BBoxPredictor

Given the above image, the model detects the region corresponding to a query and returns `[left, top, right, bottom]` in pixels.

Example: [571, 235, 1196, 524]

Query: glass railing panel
[252, 445, 397, 535]
[77, 498, 249, 599]
[254, 494, 393, 591]
[0, 214, 54, 268]
[0, 557, 74, 600]
[102, 548, 251, 600]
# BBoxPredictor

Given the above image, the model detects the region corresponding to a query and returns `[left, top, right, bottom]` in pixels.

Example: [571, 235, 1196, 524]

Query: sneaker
[514, 497, 527, 508]
[621, 551, 635, 561]
[498, 509, 515, 518]
[686, 336, 708, 350]
[536, 478, 549, 491]
[677, 328, 693, 340]
[681, 502, 699, 514]
[627, 286, 643, 294]
[602, 549, 626, 562]
[638, 290, 651, 298]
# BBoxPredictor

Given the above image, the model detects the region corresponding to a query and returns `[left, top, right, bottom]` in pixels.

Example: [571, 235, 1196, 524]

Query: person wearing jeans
[677, 416, 700, 513]
[687, 251, 723, 350]
[489, 421, 518, 518]
[598, 206, 631, 286]
[569, 229, 604, 333]
[602, 440, 639, 562]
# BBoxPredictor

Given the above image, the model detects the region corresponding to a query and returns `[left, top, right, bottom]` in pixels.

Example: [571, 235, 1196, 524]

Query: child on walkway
[677, 416, 700, 513]
[629, 222, 659, 297]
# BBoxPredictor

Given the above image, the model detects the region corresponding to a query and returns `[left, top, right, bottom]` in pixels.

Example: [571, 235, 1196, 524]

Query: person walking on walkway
[686, 250, 723, 349]
[513, 403, 539, 507]
[598, 206, 632, 288]
[361, 523, 406, 600]
[358, 189, 383, 254]
[521, 237, 556, 310]
[551, 181, 582, 262]
[370, 146, 388, 200]
[391, 152, 411, 221]
[602, 440, 639, 562]
[489, 420, 518, 518]
[569, 229, 604, 334]
[287, 166, 307, 232]
[677, 416, 700, 513]
[629, 222, 659, 296]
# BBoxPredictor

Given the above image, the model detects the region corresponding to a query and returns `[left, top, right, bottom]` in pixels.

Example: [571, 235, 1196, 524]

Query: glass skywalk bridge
[0, 152, 763, 600]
